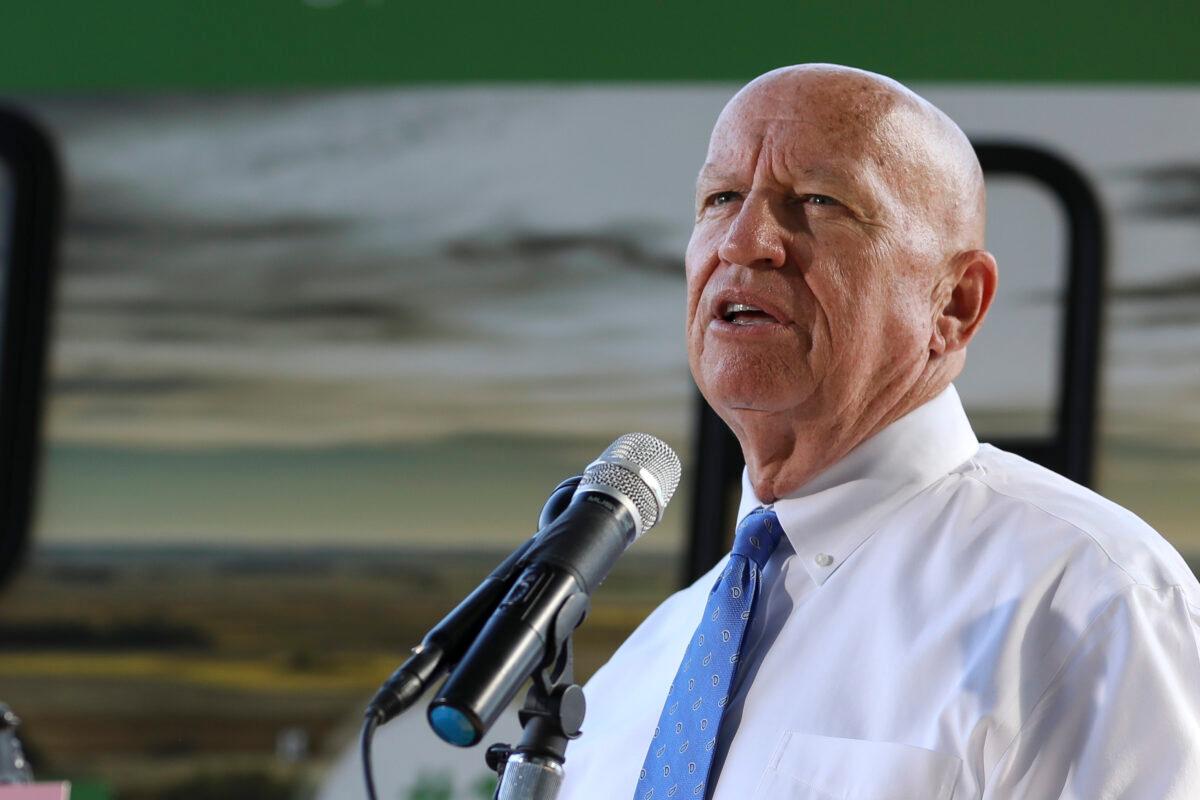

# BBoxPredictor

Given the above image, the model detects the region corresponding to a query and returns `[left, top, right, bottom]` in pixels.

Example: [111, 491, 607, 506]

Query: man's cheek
[683, 262, 713, 330]
[683, 281, 704, 332]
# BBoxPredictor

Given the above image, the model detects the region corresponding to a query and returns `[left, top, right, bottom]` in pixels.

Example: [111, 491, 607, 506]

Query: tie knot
[732, 508, 784, 569]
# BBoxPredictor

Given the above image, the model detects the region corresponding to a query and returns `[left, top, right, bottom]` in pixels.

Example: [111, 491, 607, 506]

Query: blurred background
[0, 3, 1197, 799]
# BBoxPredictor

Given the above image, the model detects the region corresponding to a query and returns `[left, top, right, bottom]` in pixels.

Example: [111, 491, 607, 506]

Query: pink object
[0, 785, 70, 799]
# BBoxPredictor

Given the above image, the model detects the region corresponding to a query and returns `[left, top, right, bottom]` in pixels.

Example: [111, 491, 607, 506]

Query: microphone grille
[583, 433, 682, 537]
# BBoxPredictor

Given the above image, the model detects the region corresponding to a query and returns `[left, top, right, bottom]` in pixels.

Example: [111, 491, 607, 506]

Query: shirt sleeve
[983, 583, 1200, 799]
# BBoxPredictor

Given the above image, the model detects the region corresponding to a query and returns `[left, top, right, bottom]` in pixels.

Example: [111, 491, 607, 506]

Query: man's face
[685, 83, 946, 429]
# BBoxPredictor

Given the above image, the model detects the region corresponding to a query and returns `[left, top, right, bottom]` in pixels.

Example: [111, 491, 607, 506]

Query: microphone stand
[484, 605, 587, 800]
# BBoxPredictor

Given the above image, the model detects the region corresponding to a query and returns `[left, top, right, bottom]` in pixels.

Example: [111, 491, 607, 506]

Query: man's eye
[707, 191, 741, 207]
[800, 194, 840, 207]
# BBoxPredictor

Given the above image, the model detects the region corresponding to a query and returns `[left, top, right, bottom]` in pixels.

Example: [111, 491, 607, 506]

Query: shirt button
[814, 553, 834, 567]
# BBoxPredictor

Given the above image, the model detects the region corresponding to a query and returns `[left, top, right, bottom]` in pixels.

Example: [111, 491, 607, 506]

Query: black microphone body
[366, 536, 538, 724]
[366, 477, 584, 725]
[428, 492, 636, 745]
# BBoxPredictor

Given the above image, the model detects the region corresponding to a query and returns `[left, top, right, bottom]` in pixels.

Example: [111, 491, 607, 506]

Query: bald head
[686, 64, 998, 501]
[714, 64, 987, 255]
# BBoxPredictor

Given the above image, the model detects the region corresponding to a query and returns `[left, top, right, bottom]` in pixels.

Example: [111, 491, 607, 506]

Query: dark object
[0, 703, 33, 783]
[365, 476, 582, 728]
[486, 681, 586, 799]
[427, 500, 611, 747]
[365, 527, 546, 728]
[0, 106, 60, 592]
[360, 714, 379, 800]
[973, 142, 1105, 485]
[359, 473, 587, 800]
[359, 440, 680, 800]
[470, 437, 682, 800]
[428, 434, 680, 748]
[359, 522, 559, 800]
[685, 141, 1106, 585]
[537, 477, 583, 531]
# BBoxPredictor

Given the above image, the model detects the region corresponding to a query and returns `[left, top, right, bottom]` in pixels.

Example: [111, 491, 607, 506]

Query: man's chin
[699, 374, 811, 421]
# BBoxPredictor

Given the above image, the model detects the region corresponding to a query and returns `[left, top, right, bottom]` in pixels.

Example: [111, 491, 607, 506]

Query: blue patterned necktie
[633, 507, 784, 800]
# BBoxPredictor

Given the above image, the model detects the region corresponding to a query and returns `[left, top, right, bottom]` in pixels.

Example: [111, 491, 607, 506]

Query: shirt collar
[735, 384, 979, 586]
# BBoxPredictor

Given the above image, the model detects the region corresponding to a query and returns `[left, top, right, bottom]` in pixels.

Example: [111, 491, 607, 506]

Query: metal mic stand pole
[485, 636, 586, 800]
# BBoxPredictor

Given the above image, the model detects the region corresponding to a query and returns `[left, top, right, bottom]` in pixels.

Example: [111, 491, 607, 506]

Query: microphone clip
[486, 607, 587, 800]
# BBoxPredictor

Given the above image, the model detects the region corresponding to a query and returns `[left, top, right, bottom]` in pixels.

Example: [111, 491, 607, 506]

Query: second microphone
[427, 432, 682, 747]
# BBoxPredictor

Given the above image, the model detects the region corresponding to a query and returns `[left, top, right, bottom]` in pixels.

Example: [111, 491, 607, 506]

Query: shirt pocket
[750, 731, 962, 800]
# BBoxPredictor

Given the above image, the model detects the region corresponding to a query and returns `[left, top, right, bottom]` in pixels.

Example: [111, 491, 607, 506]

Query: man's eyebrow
[696, 162, 859, 190]
[793, 165, 849, 183]
[694, 160, 883, 222]
[695, 164, 739, 187]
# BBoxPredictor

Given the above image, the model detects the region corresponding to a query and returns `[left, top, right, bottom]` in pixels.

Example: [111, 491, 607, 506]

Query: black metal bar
[684, 391, 743, 587]
[683, 141, 1106, 586]
[0, 106, 61, 591]
[974, 142, 1106, 488]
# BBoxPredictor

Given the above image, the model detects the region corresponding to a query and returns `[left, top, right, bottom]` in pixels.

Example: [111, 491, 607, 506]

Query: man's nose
[717, 195, 787, 269]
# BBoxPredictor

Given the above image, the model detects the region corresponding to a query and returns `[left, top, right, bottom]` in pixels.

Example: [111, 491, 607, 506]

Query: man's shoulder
[948, 443, 1197, 601]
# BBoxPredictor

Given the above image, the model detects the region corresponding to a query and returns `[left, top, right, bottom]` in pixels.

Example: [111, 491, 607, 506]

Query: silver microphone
[428, 433, 681, 748]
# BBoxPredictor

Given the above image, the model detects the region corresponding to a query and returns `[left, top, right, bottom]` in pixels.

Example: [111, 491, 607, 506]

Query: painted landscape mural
[0, 86, 1196, 798]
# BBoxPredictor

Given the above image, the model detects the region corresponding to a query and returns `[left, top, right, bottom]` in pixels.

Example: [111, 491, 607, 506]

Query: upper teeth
[725, 303, 761, 315]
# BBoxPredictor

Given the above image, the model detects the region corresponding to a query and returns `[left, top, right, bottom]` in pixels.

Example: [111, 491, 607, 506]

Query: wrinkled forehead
[709, 77, 897, 155]
[705, 111, 887, 177]
[704, 84, 939, 212]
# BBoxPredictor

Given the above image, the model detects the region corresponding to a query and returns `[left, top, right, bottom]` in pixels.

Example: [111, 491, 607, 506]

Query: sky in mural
[22, 86, 1200, 549]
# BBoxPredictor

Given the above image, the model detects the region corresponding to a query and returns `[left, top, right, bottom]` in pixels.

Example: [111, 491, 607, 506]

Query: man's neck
[730, 375, 951, 503]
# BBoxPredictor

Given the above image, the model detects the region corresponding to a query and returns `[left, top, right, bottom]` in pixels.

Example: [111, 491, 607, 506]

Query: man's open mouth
[721, 302, 780, 326]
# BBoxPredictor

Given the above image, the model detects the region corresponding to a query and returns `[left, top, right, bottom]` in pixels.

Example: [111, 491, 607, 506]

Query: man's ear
[930, 249, 998, 357]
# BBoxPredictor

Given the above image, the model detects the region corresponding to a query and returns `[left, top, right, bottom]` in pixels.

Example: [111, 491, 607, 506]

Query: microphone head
[580, 433, 681, 539]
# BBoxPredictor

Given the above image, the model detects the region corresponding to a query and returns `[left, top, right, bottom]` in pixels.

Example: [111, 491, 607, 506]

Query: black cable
[361, 712, 380, 800]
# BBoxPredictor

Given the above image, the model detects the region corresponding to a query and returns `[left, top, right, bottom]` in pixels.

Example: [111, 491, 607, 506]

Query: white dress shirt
[559, 385, 1200, 799]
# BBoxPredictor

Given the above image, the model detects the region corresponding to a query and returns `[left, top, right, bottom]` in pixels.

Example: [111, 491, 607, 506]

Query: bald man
[558, 66, 1200, 800]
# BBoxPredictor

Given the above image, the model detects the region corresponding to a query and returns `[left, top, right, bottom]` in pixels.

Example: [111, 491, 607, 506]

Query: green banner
[3, 1, 1199, 90]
